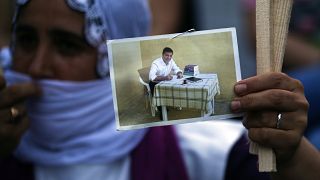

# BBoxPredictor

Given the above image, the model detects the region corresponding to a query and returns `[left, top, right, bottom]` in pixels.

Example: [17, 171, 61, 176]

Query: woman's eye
[15, 33, 37, 51]
[55, 39, 84, 56]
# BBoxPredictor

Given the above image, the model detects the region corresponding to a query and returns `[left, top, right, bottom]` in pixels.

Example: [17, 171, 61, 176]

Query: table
[153, 74, 220, 121]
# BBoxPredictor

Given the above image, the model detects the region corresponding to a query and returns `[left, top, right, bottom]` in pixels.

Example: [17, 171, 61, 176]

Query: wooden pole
[253, 0, 293, 172]
[272, 0, 293, 72]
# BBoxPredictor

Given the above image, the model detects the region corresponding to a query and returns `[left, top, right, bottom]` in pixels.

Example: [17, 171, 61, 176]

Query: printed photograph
[107, 28, 242, 130]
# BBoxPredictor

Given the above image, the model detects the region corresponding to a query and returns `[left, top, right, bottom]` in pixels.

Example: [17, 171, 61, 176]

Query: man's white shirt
[149, 57, 182, 81]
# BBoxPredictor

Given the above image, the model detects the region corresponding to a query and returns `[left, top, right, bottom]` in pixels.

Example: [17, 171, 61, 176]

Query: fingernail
[234, 83, 247, 95]
[231, 101, 241, 112]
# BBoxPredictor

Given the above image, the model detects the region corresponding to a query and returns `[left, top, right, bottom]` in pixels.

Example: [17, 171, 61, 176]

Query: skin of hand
[0, 76, 41, 156]
[0, 0, 14, 48]
[177, 72, 183, 79]
[270, 137, 320, 180]
[153, 74, 172, 82]
[231, 72, 309, 165]
[166, 74, 173, 81]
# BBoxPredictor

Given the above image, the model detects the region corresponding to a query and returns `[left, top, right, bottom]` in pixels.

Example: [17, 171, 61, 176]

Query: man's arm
[171, 60, 183, 78]
[153, 75, 173, 82]
[149, 63, 173, 82]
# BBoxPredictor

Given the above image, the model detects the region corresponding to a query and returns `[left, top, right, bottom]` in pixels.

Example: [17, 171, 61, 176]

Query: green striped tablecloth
[153, 74, 220, 112]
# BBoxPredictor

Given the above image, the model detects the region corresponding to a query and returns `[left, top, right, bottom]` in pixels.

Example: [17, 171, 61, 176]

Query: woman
[0, 0, 315, 179]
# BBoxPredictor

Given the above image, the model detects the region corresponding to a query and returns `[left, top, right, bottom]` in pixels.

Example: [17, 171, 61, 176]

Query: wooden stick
[256, 0, 273, 74]
[272, 0, 293, 72]
[253, 0, 293, 172]
[255, 0, 276, 172]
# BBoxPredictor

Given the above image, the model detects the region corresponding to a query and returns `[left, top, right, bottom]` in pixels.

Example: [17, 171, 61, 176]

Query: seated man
[149, 47, 183, 95]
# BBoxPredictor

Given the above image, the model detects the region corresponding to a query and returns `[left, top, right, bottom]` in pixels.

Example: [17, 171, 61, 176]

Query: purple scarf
[131, 126, 189, 180]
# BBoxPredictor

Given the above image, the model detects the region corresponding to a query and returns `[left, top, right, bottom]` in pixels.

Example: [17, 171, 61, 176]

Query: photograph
[107, 28, 242, 130]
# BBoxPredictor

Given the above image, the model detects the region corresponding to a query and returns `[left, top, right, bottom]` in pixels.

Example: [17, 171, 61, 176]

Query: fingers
[244, 111, 307, 163]
[248, 127, 303, 163]
[234, 73, 309, 163]
[248, 128, 301, 153]
[0, 113, 29, 141]
[234, 72, 304, 96]
[0, 103, 27, 124]
[242, 112, 278, 129]
[231, 89, 309, 113]
[243, 111, 307, 132]
[0, 103, 29, 143]
[0, 83, 41, 108]
[0, 76, 6, 89]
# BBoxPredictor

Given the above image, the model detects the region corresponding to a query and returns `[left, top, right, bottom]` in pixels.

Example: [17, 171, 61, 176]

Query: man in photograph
[149, 47, 183, 95]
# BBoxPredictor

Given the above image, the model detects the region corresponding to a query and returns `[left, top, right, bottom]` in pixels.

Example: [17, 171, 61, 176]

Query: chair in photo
[138, 66, 156, 117]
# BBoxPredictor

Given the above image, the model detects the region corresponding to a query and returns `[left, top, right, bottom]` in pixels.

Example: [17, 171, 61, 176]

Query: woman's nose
[28, 43, 54, 79]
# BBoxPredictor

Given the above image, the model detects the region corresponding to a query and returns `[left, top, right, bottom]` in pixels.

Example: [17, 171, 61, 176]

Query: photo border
[107, 28, 242, 130]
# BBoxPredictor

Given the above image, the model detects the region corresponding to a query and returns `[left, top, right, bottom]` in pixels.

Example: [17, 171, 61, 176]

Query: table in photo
[153, 74, 220, 121]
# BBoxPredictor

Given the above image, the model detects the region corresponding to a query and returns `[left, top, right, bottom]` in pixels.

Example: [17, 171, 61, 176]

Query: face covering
[0, 47, 12, 69]
[4, 70, 147, 166]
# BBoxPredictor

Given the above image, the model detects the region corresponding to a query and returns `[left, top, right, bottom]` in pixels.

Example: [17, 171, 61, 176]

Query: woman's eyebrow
[49, 28, 86, 42]
[15, 24, 35, 33]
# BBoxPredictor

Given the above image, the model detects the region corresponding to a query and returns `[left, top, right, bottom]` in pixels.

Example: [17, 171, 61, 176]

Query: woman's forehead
[17, 0, 85, 36]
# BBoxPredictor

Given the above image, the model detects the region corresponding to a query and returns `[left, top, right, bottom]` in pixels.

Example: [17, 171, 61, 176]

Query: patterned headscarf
[13, 0, 151, 77]
[7, 0, 152, 166]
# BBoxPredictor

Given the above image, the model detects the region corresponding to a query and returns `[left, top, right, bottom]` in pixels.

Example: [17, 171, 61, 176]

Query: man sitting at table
[149, 47, 183, 95]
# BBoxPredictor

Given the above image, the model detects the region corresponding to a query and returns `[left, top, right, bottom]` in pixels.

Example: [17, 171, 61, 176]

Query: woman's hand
[0, 76, 40, 156]
[231, 72, 309, 164]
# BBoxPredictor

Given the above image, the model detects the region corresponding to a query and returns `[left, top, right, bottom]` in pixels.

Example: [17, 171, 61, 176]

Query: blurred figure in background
[285, 0, 320, 71]
[192, 0, 257, 79]
[243, 0, 320, 71]
[149, 0, 183, 35]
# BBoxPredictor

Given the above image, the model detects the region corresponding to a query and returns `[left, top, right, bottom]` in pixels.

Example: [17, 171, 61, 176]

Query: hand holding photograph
[107, 28, 242, 130]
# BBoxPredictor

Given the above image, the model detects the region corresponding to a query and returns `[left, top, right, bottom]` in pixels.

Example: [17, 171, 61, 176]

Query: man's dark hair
[162, 47, 173, 55]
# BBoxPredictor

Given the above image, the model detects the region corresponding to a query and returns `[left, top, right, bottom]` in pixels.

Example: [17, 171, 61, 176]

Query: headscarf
[7, 0, 152, 165]
[13, 0, 151, 77]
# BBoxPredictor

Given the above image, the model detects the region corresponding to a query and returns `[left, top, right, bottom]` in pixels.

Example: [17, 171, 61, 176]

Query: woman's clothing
[4, 70, 147, 166]
[1, 120, 246, 180]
